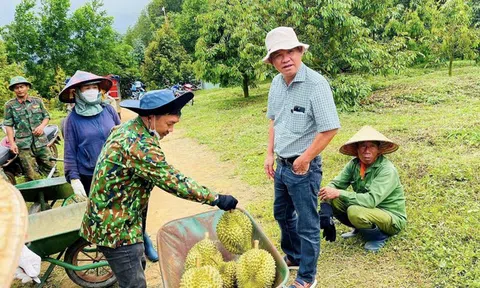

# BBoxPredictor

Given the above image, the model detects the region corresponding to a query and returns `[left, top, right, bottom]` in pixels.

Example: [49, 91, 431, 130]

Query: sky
[0, 0, 151, 34]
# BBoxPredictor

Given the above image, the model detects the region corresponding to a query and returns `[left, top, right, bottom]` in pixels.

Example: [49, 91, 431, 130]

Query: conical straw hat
[339, 126, 399, 156]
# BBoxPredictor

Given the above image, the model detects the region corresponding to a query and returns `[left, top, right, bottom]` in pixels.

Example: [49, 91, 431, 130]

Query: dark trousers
[273, 157, 322, 283]
[79, 174, 93, 196]
[98, 243, 147, 288]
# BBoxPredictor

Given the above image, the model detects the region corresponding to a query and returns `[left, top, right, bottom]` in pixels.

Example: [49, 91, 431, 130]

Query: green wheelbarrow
[26, 201, 117, 288]
[15, 176, 75, 213]
[157, 207, 290, 288]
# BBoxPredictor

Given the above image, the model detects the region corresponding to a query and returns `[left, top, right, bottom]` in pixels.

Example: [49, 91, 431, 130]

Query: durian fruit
[216, 209, 253, 254]
[218, 261, 237, 288]
[237, 240, 276, 288]
[184, 232, 223, 270]
[180, 259, 223, 288]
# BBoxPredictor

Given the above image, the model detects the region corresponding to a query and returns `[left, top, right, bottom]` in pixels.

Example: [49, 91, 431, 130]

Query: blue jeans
[98, 243, 147, 288]
[274, 157, 322, 283]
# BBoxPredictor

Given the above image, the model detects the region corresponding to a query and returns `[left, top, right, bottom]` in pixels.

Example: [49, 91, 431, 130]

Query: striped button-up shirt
[267, 63, 340, 158]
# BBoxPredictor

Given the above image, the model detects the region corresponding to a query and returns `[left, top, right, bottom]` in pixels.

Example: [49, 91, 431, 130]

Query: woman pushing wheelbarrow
[79, 89, 239, 288]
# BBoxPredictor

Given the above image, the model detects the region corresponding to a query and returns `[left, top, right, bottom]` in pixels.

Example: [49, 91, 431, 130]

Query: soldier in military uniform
[80, 89, 239, 288]
[3, 76, 55, 181]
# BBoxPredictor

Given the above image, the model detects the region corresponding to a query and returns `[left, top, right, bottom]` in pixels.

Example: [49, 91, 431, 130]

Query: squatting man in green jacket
[319, 126, 407, 252]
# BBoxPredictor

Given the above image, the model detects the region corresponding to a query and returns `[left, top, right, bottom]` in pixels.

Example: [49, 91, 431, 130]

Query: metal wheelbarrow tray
[26, 202, 116, 288]
[157, 207, 289, 288]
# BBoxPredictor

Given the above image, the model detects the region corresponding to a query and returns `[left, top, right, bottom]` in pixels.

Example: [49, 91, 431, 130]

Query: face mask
[81, 89, 100, 102]
[149, 116, 162, 140]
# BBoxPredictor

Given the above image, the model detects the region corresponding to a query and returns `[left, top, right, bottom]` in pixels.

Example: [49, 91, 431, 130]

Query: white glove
[14, 267, 40, 283]
[15, 245, 41, 283]
[71, 179, 88, 200]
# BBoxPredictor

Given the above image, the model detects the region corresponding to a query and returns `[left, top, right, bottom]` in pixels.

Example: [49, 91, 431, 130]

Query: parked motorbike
[0, 124, 61, 185]
[132, 88, 146, 100]
[171, 84, 195, 106]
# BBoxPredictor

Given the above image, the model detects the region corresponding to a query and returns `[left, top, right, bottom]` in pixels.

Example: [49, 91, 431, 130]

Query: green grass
[177, 64, 480, 287]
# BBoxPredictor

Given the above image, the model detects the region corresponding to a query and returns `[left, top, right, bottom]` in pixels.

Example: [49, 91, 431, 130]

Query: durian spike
[196, 258, 201, 268]
[204, 232, 210, 239]
[253, 240, 259, 249]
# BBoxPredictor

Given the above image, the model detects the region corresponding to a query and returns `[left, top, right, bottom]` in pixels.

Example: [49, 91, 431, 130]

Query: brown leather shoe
[283, 255, 299, 270]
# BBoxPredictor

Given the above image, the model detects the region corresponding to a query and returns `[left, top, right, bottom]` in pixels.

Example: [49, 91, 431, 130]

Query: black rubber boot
[143, 233, 159, 262]
[358, 225, 389, 252]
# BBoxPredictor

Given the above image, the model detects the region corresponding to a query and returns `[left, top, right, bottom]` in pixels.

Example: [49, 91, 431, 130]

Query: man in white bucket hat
[319, 126, 407, 252]
[263, 27, 340, 288]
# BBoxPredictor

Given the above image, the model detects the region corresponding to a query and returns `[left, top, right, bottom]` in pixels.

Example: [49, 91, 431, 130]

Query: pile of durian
[180, 209, 277, 288]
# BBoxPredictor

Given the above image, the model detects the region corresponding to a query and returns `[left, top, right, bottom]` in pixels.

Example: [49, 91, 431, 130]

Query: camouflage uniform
[3, 96, 55, 181]
[80, 117, 218, 248]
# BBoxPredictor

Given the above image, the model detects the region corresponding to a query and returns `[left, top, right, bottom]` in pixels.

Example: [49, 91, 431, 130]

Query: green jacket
[328, 155, 407, 231]
[80, 117, 218, 248]
[3, 96, 50, 149]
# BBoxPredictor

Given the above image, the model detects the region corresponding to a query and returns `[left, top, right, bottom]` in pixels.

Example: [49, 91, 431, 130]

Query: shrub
[330, 75, 372, 111]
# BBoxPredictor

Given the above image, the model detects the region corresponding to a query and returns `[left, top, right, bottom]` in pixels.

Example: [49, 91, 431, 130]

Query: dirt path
[120, 109, 261, 287]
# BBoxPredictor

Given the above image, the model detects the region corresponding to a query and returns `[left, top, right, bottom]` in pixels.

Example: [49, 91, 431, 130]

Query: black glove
[215, 194, 238, 211]
[319, 202, 336, 242]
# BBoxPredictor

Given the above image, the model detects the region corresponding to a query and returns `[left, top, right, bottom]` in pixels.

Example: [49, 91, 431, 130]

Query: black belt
[277, 156, 299, 166]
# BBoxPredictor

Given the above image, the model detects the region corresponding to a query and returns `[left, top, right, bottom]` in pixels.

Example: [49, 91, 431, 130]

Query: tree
[262, 0, 416, 76]
[69, 0, 119, 74]
[2, 0, 72, 97]
[174, 0, 209, 55]
[195, 0, 266, 97]
[433, 0, 478, 75]
[142, 22, 193, 88]
[36, 0, 71, 97]
[0, 41, 28, 115]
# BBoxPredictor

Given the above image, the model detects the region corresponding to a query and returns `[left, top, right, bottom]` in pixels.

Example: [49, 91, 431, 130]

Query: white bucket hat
[339, 126, 399, 156]
[262, 27, 309, 64]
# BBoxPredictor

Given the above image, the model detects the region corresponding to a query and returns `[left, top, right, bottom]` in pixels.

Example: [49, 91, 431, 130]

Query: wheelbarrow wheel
[49, 143, 58, 158]
[64, 238, 117, 288]
[4, 171, 16, 185]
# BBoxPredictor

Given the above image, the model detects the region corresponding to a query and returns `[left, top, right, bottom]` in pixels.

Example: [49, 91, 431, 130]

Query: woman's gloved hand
[214, 194, 238, 211]
[71, 179, 87, 200]
[15, 245, 41, 283]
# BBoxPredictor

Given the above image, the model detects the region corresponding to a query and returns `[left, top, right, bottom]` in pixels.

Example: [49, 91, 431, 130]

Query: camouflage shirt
[80, 117, 218, 248]
[3, 96, 50, 149]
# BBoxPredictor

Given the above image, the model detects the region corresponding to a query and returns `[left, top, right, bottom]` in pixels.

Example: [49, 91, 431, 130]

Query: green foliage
[264, 0, 416, 77]
[331, 75, 372, 111]
[433, 0, 479, 76]
[48, 67, 67, 111]
[174, 0, 209, 55]
[142, 22, 193, 87]
[194, 0, 266, 97]
[0, 41, 25, 117]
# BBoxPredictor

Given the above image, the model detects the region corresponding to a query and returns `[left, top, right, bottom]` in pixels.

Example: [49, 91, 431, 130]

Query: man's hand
[264, 154, 275, 180]
[32, 124, 45, 136]
[15, 245, 41, 283]
[292, 156, 310, 175]
[71, 179, 88, 200]
[319, 202, 336, 242]
[319, 186, 340, 200]
[214, 194, 238, 211]
[9, 142, 19, 154]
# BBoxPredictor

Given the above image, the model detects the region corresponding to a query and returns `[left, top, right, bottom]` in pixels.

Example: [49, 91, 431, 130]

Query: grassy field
[177, 63, 480, 287]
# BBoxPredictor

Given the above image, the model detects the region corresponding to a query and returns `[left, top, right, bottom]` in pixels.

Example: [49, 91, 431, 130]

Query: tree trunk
[448, 56, 453, 76]
[242, 74, 249, 98]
